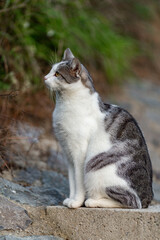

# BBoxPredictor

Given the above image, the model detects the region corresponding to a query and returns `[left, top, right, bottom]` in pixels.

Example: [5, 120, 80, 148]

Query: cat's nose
[44, 75, 47, 80]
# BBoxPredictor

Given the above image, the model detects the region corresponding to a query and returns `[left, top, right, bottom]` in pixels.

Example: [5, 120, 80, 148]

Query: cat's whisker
[49, 56, 55, 66]
[48, 89, 55, 103]
[49, 50, 60, 66]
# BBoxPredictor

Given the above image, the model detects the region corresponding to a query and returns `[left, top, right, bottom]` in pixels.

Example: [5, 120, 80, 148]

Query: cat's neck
[55, 81, 103, 115]
[55, 81, 96, 103]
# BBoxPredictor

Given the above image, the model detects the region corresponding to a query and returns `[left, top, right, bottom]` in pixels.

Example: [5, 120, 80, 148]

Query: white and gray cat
[45, 48, 153, 209]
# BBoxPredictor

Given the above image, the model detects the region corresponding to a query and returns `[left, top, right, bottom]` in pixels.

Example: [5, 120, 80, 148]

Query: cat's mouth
[44, 79, 50, 89]
[44, 77, 57, 93]
[44, 75, 52, 89]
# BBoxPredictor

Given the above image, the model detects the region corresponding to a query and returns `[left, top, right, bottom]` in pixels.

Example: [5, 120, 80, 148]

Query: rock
[0, 169, 69, 206]
[13, 167, 42, 186]
[0, 196, 32, 231]
[27, 186, 66, 206]
[153, 182, 160, 203]
[0, 236, 64, 240]
[47, 150, 67, 176]
[41, 170, 69, 196]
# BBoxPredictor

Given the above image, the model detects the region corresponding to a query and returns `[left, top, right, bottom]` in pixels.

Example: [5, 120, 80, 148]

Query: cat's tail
[106, 186, 142, 209]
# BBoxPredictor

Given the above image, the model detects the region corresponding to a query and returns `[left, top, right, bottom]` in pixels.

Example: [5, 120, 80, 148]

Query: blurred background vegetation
[1, 0, 160, 91]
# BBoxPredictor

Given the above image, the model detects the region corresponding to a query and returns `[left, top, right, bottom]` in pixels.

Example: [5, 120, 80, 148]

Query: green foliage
[0, 0, 136, 90]
[133, 2, 153, 20]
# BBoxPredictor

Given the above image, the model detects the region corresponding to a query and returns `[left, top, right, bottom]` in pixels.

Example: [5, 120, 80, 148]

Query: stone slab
[0, 196, 32, 231]
[46, 205, 160, 240]
[0, 236, 63, 240]
[0, 200, 160, 240]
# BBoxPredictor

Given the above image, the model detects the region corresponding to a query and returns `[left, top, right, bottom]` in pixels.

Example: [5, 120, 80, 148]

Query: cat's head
[44, 48, 94, 93]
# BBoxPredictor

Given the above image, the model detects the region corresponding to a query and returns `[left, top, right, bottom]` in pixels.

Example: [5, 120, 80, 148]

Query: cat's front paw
[68, 199, 83, 208]
[63, 198, 71, 206]
[63, 198, 83, 208]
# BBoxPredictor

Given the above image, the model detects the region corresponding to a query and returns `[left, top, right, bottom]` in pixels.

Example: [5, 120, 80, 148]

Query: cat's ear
[70, 58, 82, 76]
[62, 48, 74, 61]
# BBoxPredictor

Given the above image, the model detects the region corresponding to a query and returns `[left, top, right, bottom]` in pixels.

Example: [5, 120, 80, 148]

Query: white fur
[53, 81, 107, 208]
[85, 198, 122, 208]
[45, 63, 137, 209]
[85, 164, 128, 199]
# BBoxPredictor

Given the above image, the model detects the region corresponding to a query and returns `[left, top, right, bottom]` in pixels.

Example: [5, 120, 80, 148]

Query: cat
[44, 48, 153, 209]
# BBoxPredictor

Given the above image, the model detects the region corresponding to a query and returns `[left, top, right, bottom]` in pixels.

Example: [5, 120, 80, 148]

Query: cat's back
[102, 103, 153, 207]
[103, 102, 152, 175]
[102, 102, 147, 145]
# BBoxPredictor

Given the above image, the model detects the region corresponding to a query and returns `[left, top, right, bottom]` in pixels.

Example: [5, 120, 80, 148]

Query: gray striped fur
[87, 101, 153, 208]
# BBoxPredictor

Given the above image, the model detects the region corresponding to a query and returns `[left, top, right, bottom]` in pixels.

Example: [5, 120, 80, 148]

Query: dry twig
[0, 3, 26, 13]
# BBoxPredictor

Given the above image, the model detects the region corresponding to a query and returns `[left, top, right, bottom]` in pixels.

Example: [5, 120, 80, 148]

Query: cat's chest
[52, 97, 101, 140]
[54, 103, 94, 134]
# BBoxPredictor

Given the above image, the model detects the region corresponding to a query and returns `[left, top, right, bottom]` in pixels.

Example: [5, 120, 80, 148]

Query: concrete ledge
[46, 205, 160, 240]
[1, 204, 160, 240]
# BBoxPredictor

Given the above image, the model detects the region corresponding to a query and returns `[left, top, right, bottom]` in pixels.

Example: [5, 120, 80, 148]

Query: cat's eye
[55, 72, 60, 77]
